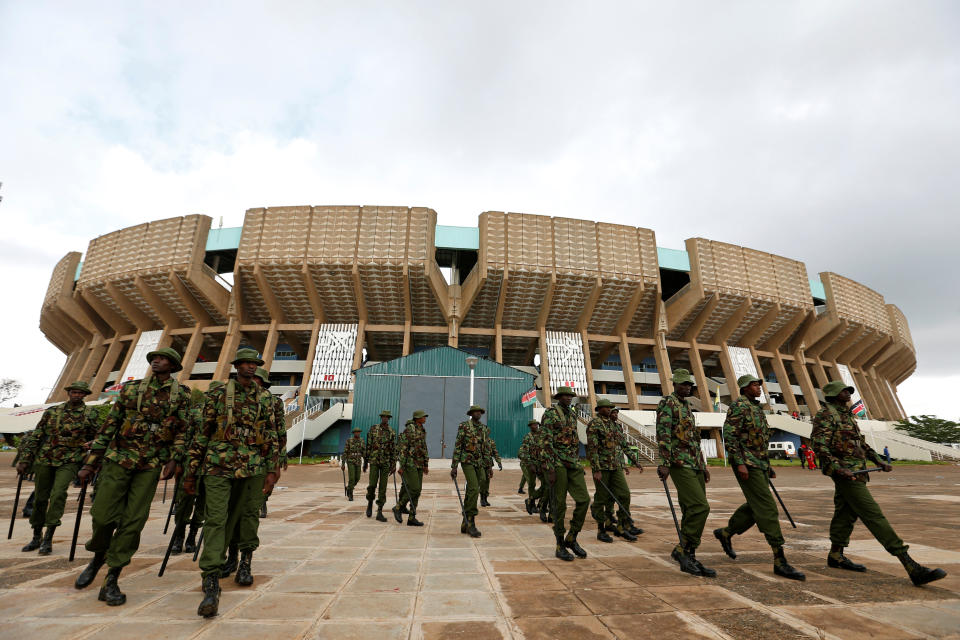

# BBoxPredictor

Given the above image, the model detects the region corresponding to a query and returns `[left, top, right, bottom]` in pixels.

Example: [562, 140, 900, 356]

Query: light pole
[465, 356, 479, 406]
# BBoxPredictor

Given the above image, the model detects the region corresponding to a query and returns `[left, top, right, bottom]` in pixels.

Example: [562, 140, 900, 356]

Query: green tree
[894, 415, 960, 444]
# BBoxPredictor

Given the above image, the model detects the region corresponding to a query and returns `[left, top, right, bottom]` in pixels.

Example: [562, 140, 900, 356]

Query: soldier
[541, 386, 590, 561]
[341, 426, 364, 501]
[74, 347, 191, 605]
[713, 375, 805, 581]
[16, 381, 99, 556]
[450, 406, 488, 537]
[811, 380, 946, 586]
[518, 420, 543, 516]
[183, 348, 282, 617]
[656, 369, 715, 577]
[587, 398, 643, 544]
[393, 410, 429, 526]
[364, 410, 397, 522]
[606, 407, 643, 534]
[479, 420, 502, 507]
[255, 367, 287, 518]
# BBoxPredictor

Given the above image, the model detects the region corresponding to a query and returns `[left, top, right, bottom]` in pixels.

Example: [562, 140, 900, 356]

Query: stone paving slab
[1, 455, 959, 639]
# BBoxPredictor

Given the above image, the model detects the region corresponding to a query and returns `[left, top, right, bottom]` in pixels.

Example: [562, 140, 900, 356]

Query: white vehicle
[768, 441, 796, 459]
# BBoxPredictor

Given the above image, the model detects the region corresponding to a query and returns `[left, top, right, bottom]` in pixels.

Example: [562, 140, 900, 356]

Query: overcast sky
[1, 1, 957, 419]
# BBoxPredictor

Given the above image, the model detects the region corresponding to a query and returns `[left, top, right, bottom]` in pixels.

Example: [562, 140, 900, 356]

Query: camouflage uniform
[343, 431, 365, 493]
[172, 385, 220, 554]
[188, 378, 281, 579]
[451, 419, 487, 519]
[396, 417, 429, 518]
[587, 413, 636, 533]
[479, 425, 501, 502]
[80, 376, 190, 571]
[20, 401, 98, 532]
[541, 399, 590, 543]
[364, 422, 397, 510]
[518, 427, 543, 506]
[657, 391, 709, 549]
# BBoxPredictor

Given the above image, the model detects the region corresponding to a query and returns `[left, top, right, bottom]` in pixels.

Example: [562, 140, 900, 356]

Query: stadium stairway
[286, 402, 353, 455]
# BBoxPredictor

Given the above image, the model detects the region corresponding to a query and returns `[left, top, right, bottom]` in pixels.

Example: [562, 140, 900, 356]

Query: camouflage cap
[146, 347, 183, 372]
[64, 380, 93, 395]
[379, 410, 392, 417]
[553, 386, 577, 398]
[671, 369, 695, 385]
[352, 426, 362, 432]
[737, 374, 761, 389]
[232, 348, 265, 366]
[528, 419, 540, 427]
[254, 367, 271, 388]
[823, 380, 855, 398]
[595, 398, 616, 409]
[413, 410, 428, 419]
[467, 405, 485, 415]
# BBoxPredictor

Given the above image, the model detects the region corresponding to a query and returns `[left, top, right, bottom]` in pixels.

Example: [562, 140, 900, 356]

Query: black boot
[773, 547, 806, 581]
[392, 505, 403, 523]
[235, 550, 254, 586]
[460, 518, 468, 534]
[623, 518, 643, 536]
[221, 545, 238, 579]
[366, 499, 373, 518]
[347, 487, 353, 501]
[614, 522, 637, 543]
[407, 515, 424, 527]
[398, 504, 410, 514]
[466, 516, 482, 538]
[671, 544, 702, 576]
[714, 528, 736, 559]
[827, 545, 866, 572]
[184, 526, 198, 554]
[98, 567, 126, 606]
[197, 574, 220, 618]
[75, 552, 106, 588]
[687, 545, 716, 577]
[597, 521, 613, 543]
[897, 551, 947, 586]
[259, 502, 267, 518]
[21, 526, 42, 552]
[37, 526, 57, 556]
[375, 508, 387, 522]
[170, 523, 186, 555]
[22, 491, 35, 518]
[525, 498, 535, 515]
[555, 534, 574, 561]
[538, 502, 549, 523]
[480, 495, 490, 507]
[564, 533, 587, 558]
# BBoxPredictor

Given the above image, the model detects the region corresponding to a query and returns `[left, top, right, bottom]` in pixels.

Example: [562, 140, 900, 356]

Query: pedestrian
[364, 411, 397, 522]
[541, 386, 590, 561]
[798, 443, 808, 469]
[811, 381, 946, 586]
[393, 410, 428, 527]
[451, 406, 489, 537]
[587, 398, 643, 544]
[656, 369, 715, 577]
[713, 375, 805, 580]
[479, 421, 502, 506]
[16, 381, 99, 556]
[74, 347, 191, 606]
[884, 446, 890, 464]
[805, 447, 816, 470]
[341, 426, 364, 501]
[518, 420, 542, 516]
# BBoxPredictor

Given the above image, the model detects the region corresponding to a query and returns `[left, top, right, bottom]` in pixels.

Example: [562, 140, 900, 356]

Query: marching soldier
[451, 405, 489, 537]
[393, 410, 429, 526]
[811, 380, 946, 586]
[364, 410, 397, 522]
[184, 349, 282, 617]
[607, 407, 643, 534]
[587, 398, 643, 543]
[74, 347, 191, 605]
[16, 381, 99, 556]
[519, 420, 543, 516]
[541, 386, 590, 561]
[479, 422, 502, 506]
[341, 426, 364, 500]
[713, 375, 805, 581]
[656, 369, 715, 577]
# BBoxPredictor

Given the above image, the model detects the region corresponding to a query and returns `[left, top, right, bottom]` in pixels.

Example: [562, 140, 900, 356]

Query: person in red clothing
[804, 447, 816, 470]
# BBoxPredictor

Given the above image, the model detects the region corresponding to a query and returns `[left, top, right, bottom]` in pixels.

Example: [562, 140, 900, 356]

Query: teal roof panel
[206, 227, 243, 251]
[657, 247, 690, 272]
[435, 225, 479, 250]
[810, 278, 826, 300]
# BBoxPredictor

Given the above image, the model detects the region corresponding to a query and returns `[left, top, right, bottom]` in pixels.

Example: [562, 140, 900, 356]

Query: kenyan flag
[851, 399, 867, 418]
[521, 388, 537, 407]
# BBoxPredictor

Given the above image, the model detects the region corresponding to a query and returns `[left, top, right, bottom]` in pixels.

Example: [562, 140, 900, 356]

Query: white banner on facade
[120, 330, 164, 383]
[545, 331, 589, 397]
[835, 363, 867, 417]
[726, 345, 765, 404]
[309, 324, 358, 391]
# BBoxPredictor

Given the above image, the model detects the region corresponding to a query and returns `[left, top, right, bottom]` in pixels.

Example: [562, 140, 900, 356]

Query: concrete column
[617, 334, 638, 410]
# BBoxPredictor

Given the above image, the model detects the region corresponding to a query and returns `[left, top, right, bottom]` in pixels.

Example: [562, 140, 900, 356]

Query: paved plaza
[1, 454, 959, 639]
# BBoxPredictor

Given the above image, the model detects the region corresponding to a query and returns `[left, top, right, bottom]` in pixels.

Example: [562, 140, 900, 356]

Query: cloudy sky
[1, 1, 957, 418]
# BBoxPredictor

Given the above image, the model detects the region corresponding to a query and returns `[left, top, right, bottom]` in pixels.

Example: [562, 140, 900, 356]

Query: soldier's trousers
[552, 465, 590, 538]
[366, 463, 390, 508]
[459, 464, 481, 518]
[829, 478, 907, 555]
[173, 484, 204, 530]
[397, 467, 423, 515]
[31, 463, 80, 529]
[347, 462, 361, 491]
[85, 460, 161, 569]
[200, 474, 265, 578]
[591, 468, 629, 526]
[727, 467, 784, 548]
[521, 464, 542, 501]
[669, 467, 710, 549]
[479, 462, 492, 497]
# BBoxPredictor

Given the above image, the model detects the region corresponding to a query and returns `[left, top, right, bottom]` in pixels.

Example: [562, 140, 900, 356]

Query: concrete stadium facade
[38, 206, 915, 422]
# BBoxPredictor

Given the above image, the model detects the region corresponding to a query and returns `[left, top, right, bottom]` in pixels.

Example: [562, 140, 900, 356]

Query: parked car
[768, 441, 797, 459]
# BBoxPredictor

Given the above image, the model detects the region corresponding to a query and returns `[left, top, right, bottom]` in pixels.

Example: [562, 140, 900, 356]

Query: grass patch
[286, 455, 333, 465]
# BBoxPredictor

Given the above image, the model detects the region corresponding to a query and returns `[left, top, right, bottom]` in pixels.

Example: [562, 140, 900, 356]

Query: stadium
[28, 206, 953, 462]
